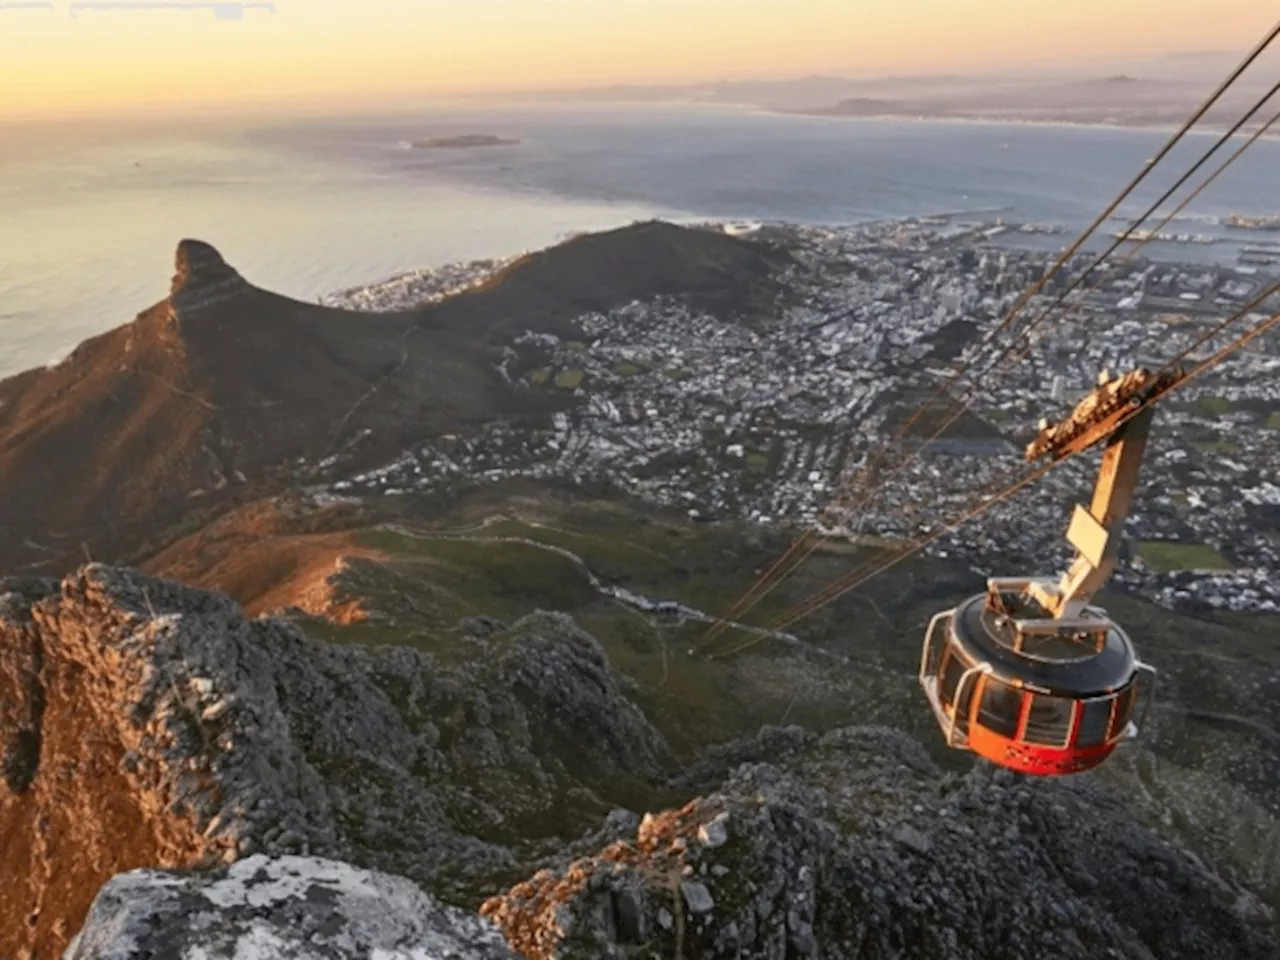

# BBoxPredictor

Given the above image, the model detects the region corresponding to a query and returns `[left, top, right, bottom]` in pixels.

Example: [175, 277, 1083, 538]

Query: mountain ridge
[0, 221, 788, 579]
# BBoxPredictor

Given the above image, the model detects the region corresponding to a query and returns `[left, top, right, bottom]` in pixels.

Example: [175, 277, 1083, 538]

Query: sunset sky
[1, 0, 1275, 121]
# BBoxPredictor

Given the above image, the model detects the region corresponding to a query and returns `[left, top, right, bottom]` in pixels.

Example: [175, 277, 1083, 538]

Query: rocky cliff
[60, 722, 1280, 959]
[0, 565, 669, 959]
[6, 564, 1277, 959]
[482, 726, 1278, 960]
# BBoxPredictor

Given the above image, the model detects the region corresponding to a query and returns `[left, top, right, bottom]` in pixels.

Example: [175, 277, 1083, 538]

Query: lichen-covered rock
[63, 855, 518, 960]
[481, 726, 1279, 960]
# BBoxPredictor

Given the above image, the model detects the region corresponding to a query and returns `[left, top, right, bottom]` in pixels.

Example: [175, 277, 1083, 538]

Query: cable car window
[978, 679, 1023, 739]
[924, 618, 947, 679]
[939, 650, 965, 708]
[1075, 697, 1112, 748]
[938, 650, 977, 734]
[1023, 694, 1073, 747]
[1108, 682, 1138, 740]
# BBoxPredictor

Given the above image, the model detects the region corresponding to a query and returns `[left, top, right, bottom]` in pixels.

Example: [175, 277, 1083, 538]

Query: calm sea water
[1, 102, 1277, 378]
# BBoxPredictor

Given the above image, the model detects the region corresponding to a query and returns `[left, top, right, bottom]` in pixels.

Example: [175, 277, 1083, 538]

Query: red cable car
[919, 584, 1155, 776]
[919, 367, 1176, 776]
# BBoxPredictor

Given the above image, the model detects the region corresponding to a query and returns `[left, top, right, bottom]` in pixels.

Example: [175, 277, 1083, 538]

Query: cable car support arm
[993, 366, 1183, 629]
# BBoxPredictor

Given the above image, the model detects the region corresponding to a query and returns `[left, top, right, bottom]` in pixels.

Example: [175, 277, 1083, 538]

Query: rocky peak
[170, 239, 241, 295]
[168, 239, 249, 316]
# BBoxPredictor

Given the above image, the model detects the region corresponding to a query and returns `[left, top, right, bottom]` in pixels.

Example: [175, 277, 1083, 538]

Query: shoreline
[321, 212, 1270, 309]
[765, 108, 1280, 141]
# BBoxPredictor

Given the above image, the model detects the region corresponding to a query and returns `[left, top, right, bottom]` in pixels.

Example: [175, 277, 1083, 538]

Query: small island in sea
[411, 134, 521, 150]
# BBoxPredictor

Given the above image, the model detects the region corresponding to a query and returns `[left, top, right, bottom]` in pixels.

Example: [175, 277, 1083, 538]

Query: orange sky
[1, 0, 1275, 120]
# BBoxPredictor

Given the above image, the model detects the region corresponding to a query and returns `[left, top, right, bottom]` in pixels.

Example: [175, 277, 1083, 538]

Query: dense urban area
[320, 216, 1280, 615]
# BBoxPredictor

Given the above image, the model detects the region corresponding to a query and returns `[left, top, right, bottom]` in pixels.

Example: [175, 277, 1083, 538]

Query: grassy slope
[291, 491, 913, 760]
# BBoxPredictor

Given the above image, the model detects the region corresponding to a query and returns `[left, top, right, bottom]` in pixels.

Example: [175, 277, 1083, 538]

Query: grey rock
[611, 886, 647, 942]
[62, 854, 517, 959]
[893, 824, 932, 855]
[681, 880, 715, 915]
[457, 616, 507, 639]
[483, 726, 1280, 960]
[697, 811, 729, 849]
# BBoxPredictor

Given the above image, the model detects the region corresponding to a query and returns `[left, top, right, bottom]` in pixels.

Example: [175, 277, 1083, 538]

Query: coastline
[765, 108, 1280, 141]
[6, 110, 1278, 380]
[320, 210, 1272, 311]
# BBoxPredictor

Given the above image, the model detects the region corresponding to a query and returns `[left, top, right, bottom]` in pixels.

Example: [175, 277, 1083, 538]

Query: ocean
[2, 102, 1277, 379]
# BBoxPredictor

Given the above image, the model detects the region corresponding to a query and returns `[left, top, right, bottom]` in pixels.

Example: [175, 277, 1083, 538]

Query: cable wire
[820, 86, 1280, 534]
[773, 293, 1280, 633]
[710, 284, 1280, 657]
[697, 33, 1280, 645]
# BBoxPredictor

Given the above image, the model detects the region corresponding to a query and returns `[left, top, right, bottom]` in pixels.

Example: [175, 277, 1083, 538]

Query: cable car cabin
[916, 367, 1168, 776]
[919, 581, 1155, 776]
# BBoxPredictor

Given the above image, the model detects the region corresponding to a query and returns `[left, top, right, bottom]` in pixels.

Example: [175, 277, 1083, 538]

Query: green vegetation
[357, 528, 597, 619]
[665, 368, 692, 381]
[1138, 540, 1233, 573]
[294, 496, 896, 758]
[554, 369, 586, 390]
[883, 388, 1002, 441]
[565, 340, 588, 353]
[615, 362, 643, 377]
[290, 486, 1280, 890]
[983, 407, 1015, 423]
[1191, 438, 1241, 455]
[744, 451, 770, 472]
[848, 533, 911, 550]
[528, 366, 551, 386]
[1193, 396, 1236, 416]
[1265, 412, 1280, 430]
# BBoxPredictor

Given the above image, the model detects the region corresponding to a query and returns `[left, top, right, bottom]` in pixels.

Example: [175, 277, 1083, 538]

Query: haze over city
[2, 0, 1277, 120]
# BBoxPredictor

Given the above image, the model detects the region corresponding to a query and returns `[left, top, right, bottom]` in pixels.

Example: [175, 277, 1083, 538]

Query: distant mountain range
[474, 49, 1280, 131]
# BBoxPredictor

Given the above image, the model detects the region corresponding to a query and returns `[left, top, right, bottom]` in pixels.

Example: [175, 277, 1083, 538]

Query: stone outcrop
[481, 726, 1279, 960]
[0, 565, 668, 959]
[64, 855, 518, 960]
[167, 239, 251, 318]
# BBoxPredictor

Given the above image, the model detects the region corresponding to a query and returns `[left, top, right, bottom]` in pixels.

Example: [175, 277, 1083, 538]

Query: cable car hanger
[918, 365, 1181, 777]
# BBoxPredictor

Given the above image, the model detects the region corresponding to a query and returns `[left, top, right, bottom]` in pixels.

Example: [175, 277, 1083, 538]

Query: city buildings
[319, 218, 1280, 614]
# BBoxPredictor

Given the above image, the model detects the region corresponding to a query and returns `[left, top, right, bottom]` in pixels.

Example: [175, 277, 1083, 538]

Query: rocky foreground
[1, 566, 1277, 959]
[64, 855, 518, 960]
[0, 564, 668, 957]
[484, 727, 1278, 960]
